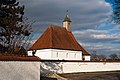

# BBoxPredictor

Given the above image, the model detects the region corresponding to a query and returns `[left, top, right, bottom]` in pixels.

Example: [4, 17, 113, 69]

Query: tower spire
[63, 10, 72, 31]
[63, 10, 71, 22]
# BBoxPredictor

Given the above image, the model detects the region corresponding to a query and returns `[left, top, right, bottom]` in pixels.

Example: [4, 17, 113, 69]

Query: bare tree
[109, 53, 118, 60]
[97, 54, 106, 61]
[118, 54, 120, 59]
[91, 51, 98, 60]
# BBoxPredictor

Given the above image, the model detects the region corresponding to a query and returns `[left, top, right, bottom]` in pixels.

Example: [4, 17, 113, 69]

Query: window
[74, 53, 76, 58]
[83, 57, 85, 60]
[66, 53, 68, 58]
[57, 52, 58, 58]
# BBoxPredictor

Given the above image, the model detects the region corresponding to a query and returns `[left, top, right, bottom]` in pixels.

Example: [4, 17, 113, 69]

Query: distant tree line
[0, 0, 33, 55]
[91, 52, 120, 61]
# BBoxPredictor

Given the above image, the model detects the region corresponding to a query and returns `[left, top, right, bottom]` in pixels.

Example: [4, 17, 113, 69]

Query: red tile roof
[29, 25, 90, 55]
[0, 55, 40, 61]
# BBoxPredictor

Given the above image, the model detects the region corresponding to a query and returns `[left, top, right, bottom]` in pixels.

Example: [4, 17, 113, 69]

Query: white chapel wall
[83, 55, 91, 61]
[28, 49, 52, 59]
[51, 49, 82, 60]
[35, 49, 52, 59]
[30, 49, 83, 60]
[0, 61, 40, 80]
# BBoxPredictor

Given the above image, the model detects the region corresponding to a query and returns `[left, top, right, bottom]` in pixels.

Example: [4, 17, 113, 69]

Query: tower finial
[66, 10, 69, 16]
[67, 10, 68, 13]
[63, 10, 72, 31]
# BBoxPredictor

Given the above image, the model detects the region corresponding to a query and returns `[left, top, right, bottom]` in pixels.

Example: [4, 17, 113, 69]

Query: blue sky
[20, 0, 120, 55]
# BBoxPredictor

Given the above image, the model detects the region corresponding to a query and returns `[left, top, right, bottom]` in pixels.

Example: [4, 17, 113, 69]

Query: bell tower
[63, 11, 71, 31]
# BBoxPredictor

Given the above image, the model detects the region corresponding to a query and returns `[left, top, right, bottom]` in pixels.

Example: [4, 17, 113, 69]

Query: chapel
[28, 14, 90, 61]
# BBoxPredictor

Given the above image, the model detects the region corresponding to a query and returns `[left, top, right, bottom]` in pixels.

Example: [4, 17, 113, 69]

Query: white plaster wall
[62, 62, 120, 73]
[51, 49, 82, 60]
[83, 56, 91, 61]
[28, 49, 82, 60]
[28, 51, 33, 56]
[63, 21, 71, 31]
[28, 49, 52, 59]
[0, 61, 40, 80]
[35, 49, 52, 59]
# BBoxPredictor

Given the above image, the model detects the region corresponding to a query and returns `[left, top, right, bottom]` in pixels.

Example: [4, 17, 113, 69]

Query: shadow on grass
[116, 74, 120, 80]
[41, 77, 57, 80]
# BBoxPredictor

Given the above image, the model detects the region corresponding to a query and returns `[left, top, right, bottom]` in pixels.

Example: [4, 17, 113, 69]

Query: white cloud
[74, 29, 120, 42]
[82, 43, 120, 54]
[91, 34, 118, 39]
[73, 28, 120, 54]
[73, 29, 108, 34]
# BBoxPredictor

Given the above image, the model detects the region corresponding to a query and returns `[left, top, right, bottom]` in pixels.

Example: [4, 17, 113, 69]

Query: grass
[41, 71, 120, 80]
[59, 71, 120, 80]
